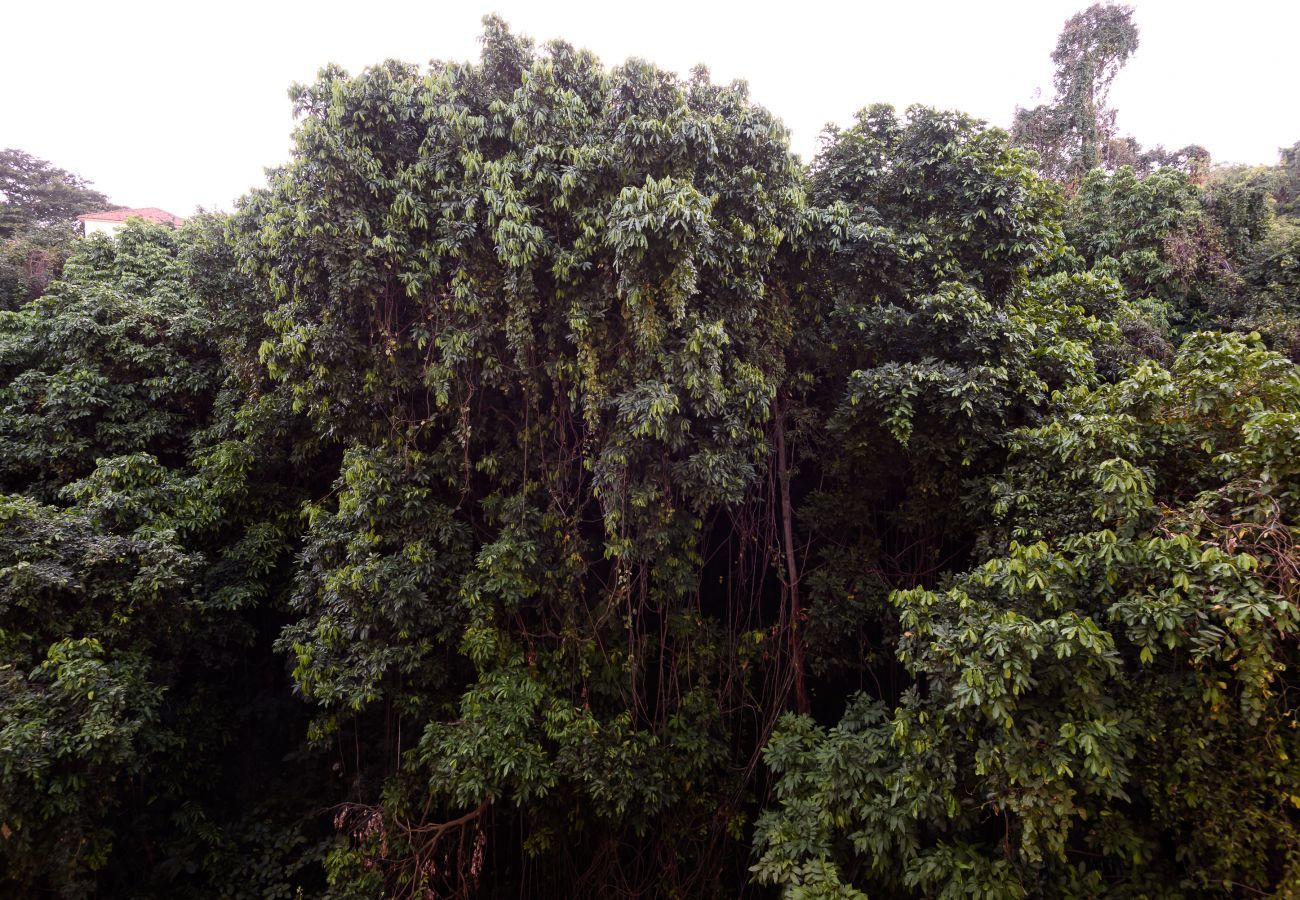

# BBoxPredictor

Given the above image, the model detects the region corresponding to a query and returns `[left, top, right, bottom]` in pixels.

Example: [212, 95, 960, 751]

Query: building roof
[77, 207, 185, 226]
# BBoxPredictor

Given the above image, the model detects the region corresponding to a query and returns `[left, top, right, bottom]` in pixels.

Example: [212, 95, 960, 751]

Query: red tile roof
[77, 207, 185, 226]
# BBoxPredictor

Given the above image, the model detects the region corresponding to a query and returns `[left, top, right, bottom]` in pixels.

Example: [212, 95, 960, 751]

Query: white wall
[83, 219, 126, 237]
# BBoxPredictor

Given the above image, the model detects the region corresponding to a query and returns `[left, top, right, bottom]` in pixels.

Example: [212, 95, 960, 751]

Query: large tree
[1276, 141, 1300, 219]
[0, 148, 112, 238]
[234, 18, 811, 895]
[1012, 4, 1140, 181]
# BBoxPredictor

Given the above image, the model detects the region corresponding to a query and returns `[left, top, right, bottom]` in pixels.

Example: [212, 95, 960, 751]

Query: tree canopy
[1, 13, 1297, 899]
[0, 148, 112, 238]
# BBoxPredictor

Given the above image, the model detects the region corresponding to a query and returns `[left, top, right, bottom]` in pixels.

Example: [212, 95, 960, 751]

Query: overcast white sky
[3, 0, 1295, 215]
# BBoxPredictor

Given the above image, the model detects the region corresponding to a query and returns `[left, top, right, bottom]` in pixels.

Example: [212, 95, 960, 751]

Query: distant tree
[1064, 166, 1240, 329]
[1134, 142, 1212, 180]
[1203, 165, 1275, 257]
[1238, 216, 1300, 361]
[1013, 4, 1140, 181]
[0, 148, 112, 239]
[0, 149, 115, 308]
[1276, 140, 1300, 219]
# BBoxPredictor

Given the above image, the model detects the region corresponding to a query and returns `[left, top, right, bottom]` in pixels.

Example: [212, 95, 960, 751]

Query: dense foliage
[755, 333, 1300, 896]
[2, 11, 1297, 898]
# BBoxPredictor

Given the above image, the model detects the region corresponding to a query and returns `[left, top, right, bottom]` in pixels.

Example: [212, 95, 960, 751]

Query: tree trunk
[774, 395, 810, 715]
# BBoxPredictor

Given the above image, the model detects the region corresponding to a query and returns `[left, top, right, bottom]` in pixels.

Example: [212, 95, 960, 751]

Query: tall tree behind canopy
[1012, 4, 1139, 181]
[1276, 140, 1300, 219]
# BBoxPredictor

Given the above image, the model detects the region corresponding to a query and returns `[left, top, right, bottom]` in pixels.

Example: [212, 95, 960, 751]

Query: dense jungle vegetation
[2, 6, 1299, 897]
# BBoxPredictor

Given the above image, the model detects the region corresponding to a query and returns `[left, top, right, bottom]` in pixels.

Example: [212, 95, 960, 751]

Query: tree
[235, 18, 810, 895]
[1013, 4, 1140, 181]
[1276, 140, 1300, 219]
[1063, 165, 1240, 331]
[754, 332, 1300, 897]
[0, 220, 334, 898]
[0, 223, 220, 497]
[790, 104, 1126, 691]
[0, 149, 115, 308]
[0, 148, 112, 238]
[0, 221, 76, 310]
[1061, 161, 1300, 360]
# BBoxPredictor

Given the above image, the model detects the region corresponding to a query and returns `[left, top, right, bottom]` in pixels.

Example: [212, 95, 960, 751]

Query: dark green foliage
[755, 333, 1300, 897]
[0, 494, 190, 893]
[793, 107, 1125, 708]
[0, 222, 80, 310]
[0, 223, 220, 497]
[2, 15, 1298, 900]
[1203, 166, 1275, 257]
[1063, 166, 1237, 326]
[1058, 161, 1300, 361]
[812, 105, 1061, 295]
[231, 18, 809, 895]
[0, 221, 334, 898]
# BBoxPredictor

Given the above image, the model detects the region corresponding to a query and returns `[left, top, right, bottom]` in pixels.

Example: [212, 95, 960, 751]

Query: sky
[3, 0, 1295, 216]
